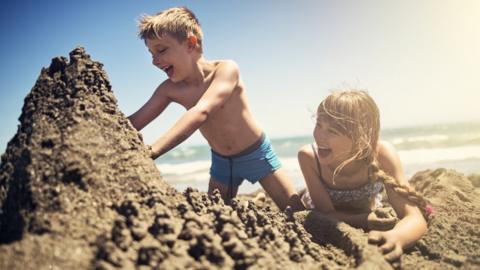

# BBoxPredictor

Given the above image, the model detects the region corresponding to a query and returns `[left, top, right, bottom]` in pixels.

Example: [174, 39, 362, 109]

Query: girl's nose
[315, 128, 327, 138]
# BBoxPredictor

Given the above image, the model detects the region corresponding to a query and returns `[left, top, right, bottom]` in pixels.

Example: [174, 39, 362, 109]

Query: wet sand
[0, 48, 478, 269]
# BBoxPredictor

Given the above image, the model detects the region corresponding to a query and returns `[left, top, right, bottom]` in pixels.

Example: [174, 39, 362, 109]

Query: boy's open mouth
[317, 146, 332, 158]
[162, 65, 174, 77]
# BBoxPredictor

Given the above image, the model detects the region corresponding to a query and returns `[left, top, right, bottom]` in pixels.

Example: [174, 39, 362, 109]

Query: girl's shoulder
[298, 143, 315, 157]
[376, 140, 408, 184]
[376, 140, 399, 165]
[297, 144, 316, 164]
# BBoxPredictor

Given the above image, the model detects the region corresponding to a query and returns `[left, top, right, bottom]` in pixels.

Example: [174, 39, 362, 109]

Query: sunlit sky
[1, 0, 479, 152]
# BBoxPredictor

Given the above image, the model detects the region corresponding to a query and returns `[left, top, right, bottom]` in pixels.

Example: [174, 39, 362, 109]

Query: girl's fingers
[380, 217, 397, 225]
[384, 244, 403, 263]
[380, 242, 395, 254]
[376, 216, 398, 230]
[368, 231, 384, 244]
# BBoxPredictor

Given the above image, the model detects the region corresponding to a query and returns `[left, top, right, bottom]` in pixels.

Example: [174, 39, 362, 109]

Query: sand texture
[0, 48, 478, 270]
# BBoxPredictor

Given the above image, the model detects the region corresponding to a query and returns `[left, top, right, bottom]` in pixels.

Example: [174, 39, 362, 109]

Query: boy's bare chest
[171, 86, 208, 109]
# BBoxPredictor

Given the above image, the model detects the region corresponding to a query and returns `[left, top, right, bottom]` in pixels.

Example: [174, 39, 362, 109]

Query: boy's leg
[208, 178, 239, 204]
[259, 168, 305, 211]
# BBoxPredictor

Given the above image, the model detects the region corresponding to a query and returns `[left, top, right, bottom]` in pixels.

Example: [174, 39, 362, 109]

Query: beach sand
[0, 48, 478, 269]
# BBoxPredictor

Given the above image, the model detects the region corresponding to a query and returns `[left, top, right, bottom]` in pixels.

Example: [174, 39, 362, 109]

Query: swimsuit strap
[311, 143, 329, 187]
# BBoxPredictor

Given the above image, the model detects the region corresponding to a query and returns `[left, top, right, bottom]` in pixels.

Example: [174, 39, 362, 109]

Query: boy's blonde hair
[138, 7, 203, 51]
[318, 90, 430, 219]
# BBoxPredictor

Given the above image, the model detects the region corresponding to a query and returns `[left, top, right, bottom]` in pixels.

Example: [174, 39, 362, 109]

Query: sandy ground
[0, 48, 478, 270]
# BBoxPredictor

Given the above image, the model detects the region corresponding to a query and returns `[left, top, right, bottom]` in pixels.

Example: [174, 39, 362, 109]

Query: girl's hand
[368, 230, 403, 268]
[367, 208, 398, 231]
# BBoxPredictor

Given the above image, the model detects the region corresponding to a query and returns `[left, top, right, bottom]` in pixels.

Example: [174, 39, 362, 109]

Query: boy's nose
[152, 57, 162, 67]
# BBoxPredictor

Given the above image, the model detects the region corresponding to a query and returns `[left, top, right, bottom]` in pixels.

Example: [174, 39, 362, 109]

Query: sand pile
[0, 48, 478, 270]
[401, 169, 480, 269]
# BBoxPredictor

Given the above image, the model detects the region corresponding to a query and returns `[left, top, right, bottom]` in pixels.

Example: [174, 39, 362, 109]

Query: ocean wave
[157, 160, 210, 176]
[399, 145, 480, 165]
[157, 145, 480, 187]
[391, 134, 449, 145]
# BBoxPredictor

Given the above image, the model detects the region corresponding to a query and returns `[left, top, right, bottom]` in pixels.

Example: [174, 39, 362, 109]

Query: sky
[1, 0, 479, 153]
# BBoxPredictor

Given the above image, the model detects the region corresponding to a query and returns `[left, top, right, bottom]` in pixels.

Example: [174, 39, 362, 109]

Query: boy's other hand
[146, 145, 155, 159]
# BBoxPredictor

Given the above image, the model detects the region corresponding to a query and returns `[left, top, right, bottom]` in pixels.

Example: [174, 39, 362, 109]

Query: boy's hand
[367, 207, 398, 231]
[146, 145, 155, 159]
[368, 230, 403, 268]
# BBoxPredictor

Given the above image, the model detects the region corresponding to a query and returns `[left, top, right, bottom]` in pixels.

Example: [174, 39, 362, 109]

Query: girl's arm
[369, 141, 427, 260]
[298, 145, 370, 228]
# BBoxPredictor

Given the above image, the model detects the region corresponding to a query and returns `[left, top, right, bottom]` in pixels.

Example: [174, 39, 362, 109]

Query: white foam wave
[169, 146, 198, 158]
[399, 145, 480, 165]
[156, 146, 480, 187]
[391, 134, 449, 145]
[157, 160, 210, 175]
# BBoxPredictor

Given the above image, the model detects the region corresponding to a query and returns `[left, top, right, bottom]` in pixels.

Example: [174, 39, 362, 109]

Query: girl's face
[313, 117, 354, 168]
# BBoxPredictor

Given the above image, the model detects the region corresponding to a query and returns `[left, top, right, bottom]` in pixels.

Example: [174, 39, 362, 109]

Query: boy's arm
[150, 61, 239, 159]
[298, 146, 370, 228]
[128, 82, 171, 131]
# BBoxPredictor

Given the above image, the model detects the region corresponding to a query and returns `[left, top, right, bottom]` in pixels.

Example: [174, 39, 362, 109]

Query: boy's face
[145, 34, 194, 83]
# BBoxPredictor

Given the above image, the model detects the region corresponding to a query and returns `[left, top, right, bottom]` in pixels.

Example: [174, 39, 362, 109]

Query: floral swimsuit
[301, 144, 384, 211]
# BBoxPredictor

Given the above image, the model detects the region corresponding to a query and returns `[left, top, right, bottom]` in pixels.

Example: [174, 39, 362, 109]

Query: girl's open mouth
[317, 146, 332, 158]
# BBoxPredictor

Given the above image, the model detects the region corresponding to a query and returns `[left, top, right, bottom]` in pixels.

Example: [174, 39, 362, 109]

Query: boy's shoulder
[207, 59, 240, 84]
[212, 59, 240, 74]
[155, 78, 177, 94]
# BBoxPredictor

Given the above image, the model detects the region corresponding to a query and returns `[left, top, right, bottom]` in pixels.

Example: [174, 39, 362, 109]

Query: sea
[155, 121, 480, 194]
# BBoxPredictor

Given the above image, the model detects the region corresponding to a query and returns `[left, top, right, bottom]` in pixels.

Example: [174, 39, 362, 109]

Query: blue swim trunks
[210, 133, 281, 187]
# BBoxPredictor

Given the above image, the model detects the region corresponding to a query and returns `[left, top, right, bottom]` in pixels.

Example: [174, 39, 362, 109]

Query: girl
[298, 90, 429, 263]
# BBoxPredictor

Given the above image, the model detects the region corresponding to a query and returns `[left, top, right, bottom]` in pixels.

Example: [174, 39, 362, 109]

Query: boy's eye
[150, 48, 167, 58]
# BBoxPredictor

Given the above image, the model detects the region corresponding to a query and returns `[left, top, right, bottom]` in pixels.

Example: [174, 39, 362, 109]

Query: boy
[128, 7, 302, 211]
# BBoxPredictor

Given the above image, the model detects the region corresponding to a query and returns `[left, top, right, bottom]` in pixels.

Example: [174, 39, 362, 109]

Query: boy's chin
[168, 76, 179, 83]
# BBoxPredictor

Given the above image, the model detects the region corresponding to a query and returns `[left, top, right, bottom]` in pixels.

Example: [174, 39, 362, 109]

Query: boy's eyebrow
[153, 44, 167, 49]
[147, 45, 166, 54]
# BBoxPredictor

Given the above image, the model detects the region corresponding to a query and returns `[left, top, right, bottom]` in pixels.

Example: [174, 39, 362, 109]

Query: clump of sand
[0, 48, 478, 270]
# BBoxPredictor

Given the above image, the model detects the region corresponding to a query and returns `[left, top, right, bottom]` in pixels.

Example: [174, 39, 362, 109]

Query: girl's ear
[187, 35, 198, 50]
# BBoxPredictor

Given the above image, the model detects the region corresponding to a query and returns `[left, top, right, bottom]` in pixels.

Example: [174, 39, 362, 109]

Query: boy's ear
[187, 35, 198, 50]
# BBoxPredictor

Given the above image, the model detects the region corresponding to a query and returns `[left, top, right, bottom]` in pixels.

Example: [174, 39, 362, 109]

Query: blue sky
[1, 0, 479, 152]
